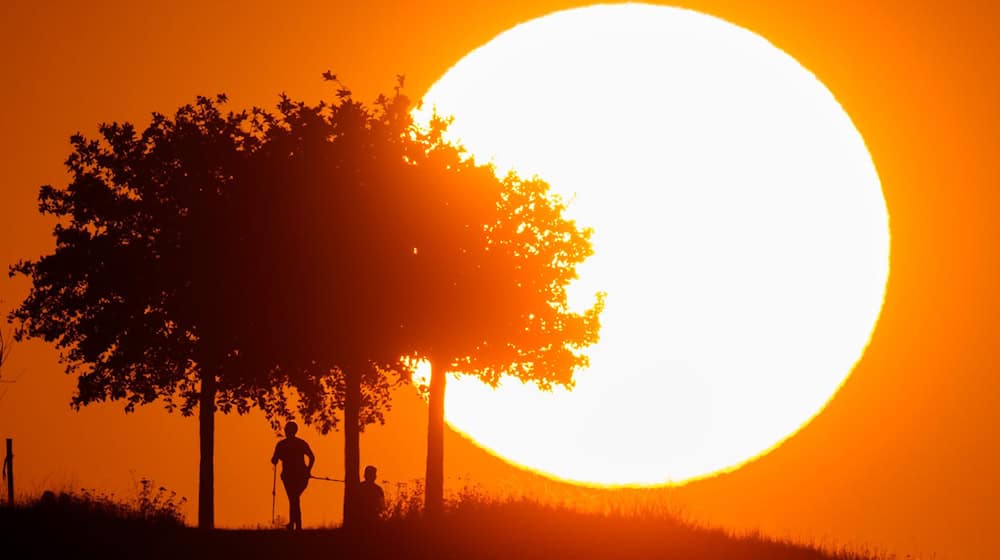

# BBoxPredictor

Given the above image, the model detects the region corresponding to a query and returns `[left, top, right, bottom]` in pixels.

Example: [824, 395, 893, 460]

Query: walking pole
[271, 463, 277, 526]
[4, 438, 12, 507]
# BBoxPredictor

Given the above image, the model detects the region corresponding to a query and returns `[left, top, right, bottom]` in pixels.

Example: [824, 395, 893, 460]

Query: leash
[310, 474, 346, 483]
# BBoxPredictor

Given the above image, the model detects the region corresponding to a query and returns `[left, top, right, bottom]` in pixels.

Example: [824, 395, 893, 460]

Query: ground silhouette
[1, 491, 883, 560]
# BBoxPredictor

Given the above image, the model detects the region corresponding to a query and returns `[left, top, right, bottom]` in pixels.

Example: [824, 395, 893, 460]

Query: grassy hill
[1, 490, 881, 560]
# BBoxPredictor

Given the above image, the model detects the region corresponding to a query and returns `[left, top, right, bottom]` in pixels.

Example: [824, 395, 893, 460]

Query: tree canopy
[14, 97, 245, 409]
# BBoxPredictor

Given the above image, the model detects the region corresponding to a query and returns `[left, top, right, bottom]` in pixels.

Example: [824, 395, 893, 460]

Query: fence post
[4, 438, 12, 506]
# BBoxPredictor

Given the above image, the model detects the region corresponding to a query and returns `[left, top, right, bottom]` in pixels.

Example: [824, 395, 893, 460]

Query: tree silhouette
[202, 83, 460, 526]
[223, 81, 422, 526]
[7, 96, 288, 528]
[233, 77, 604, 518]
[402, 133, 606, 516]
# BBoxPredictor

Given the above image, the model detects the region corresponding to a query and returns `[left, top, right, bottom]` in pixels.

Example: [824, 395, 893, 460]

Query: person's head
[364, 465, 377, 482]
[284, 421, 298, 438]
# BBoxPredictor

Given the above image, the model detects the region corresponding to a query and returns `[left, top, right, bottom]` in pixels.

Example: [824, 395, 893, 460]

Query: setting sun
[416, 4, 890, 485]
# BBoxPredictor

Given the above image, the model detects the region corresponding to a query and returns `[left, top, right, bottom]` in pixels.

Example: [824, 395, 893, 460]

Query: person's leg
[289, 489, 302, 530]
[282, 478, 296, 530]
[296, 478, 309, 529]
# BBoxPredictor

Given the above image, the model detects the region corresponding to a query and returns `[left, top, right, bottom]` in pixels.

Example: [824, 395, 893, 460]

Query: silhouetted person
[271, 421, 315, 530]
[357, 465, 385, 525]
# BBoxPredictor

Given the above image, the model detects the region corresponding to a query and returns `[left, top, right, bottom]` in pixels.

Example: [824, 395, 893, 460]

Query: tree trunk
[425, 360, 445, 516]
[198, 369, 217, 529]
[342, 365, 362, 528]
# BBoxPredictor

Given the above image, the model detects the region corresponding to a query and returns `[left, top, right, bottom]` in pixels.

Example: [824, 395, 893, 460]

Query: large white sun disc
[416, 4, 889, 484]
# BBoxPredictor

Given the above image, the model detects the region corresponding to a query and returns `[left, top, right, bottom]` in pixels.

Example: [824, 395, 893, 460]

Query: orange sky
[1, 1, 998, 559]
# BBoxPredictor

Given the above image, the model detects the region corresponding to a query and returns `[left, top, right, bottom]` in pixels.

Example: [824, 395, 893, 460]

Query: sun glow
[415, 4, 889, 485]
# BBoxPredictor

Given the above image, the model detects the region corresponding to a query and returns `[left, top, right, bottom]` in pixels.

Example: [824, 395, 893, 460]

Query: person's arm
[271, 441, 280, 465]
[305, 443, 315, 471]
